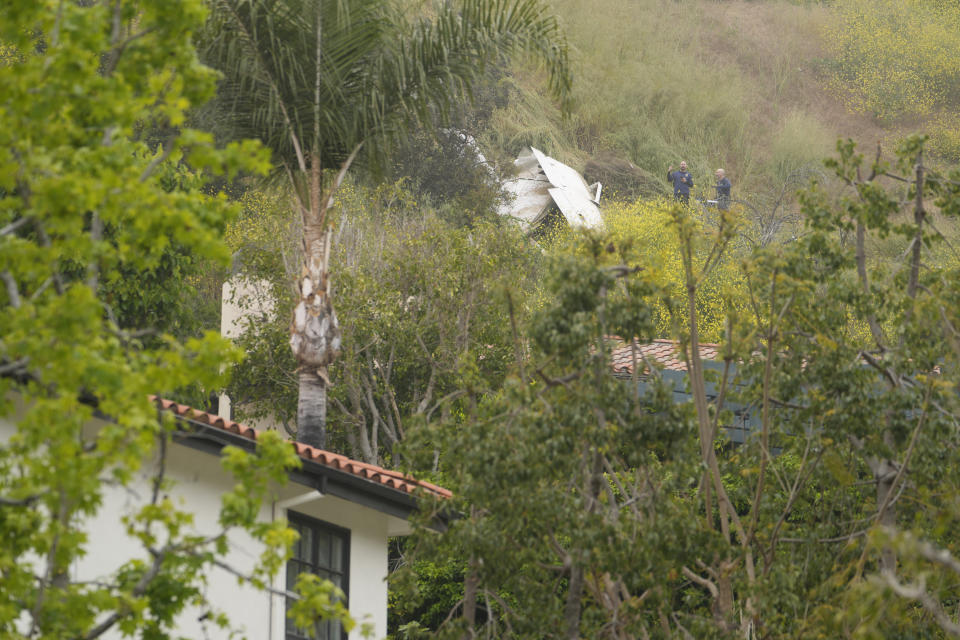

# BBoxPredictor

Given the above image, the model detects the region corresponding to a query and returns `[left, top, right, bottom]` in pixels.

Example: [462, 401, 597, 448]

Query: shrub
[825, 0, 960, 120]
[544, 198, 749, 343]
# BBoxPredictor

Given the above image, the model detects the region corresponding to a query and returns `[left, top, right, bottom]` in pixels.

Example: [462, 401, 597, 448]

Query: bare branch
[151, 429, 168, 507]
[682, 566, 719, 599]
[779, 529, 868, 544]
[535, 366, 583, 389]
[603, 264, 642, 277]
[854, 384, 931, 580]
[103, 28, 157, 77]
[425, 389, 467, 422]
[86, 212, 103, 290]
[84, 545, 169, 640]
[35, 225, 65, 296]
[879, 571, 960, 636]
[318, 143, 363, 228]
[209, 558, 302, 601]
[670, 612, 696, 640]
[0, 216, 31, 237]
[0, 493, 42, 507]
[765, 441, 822, 565]
[906, 150, 926, 303]
[28, 278, 53, 302]
[30, 493, 70, 637]
[506, 290, 527, 384]
[413, 333, 438, 415]
[1, 271, 21, 308]
[859, 350, 900, 388]
[50, 0, 65, 47]
[139, 136, 176, 183]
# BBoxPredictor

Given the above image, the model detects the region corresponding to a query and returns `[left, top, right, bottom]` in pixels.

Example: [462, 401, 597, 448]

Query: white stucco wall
[218, 276, 285, 432]
[221, 277, 275, 340]
[0, 413, 393, 640]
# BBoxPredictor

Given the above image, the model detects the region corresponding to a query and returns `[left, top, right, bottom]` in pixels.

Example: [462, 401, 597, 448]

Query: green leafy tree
[399, 234, 705, 639]
[396, 136, 960, 638]
[200, 0, 571, 449]
[0, 2, 356, 637]
[222, 179, 540, 465]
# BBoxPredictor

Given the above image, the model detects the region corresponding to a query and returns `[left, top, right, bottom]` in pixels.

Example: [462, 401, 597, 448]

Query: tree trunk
[463, 558, 479, 635]
[291, 222, 341, 449]
[565, 562, 584, 640]
[876, 459, 898, 573]
[298, 370, 328, 448]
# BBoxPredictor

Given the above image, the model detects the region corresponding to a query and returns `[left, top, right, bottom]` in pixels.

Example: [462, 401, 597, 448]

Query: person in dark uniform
[714, 168, 731, 210]
[667, 161, 693, 205]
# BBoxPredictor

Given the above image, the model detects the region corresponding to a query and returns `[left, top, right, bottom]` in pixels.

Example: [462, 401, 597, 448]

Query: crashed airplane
[497, 147, 603, 232]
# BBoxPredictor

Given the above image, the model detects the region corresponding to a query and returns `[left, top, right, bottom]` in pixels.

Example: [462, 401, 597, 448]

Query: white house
[0, 397, 450, 640]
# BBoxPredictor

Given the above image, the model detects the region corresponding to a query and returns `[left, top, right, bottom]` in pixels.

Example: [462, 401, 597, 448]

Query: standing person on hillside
[667, 161, 694, 205]
[714, 168, 731, 210]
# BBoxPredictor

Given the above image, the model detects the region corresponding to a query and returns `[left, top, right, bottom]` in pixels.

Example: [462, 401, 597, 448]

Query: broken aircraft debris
[497, 147, 603, 232]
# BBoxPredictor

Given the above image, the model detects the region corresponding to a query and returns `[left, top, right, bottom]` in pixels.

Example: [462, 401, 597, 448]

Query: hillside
[471, 0, 951, 206]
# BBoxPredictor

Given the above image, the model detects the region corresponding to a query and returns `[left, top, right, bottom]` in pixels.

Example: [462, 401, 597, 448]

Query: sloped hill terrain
[466, 0, 952, 208]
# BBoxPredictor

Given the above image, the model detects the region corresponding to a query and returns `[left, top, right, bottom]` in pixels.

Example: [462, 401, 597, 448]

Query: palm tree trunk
[291, 219, 341, 449]
[297, 370, 328, 448]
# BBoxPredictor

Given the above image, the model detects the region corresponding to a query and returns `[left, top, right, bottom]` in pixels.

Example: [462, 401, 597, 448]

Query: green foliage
[201, 0, 571, 186]
[389, 555, 467, 636]
[385, 129, 504, 226]
[220, 187, 301, 430]
[769, 111, 834, 185]
[480, 0, 836, 200]
[926, 114, 960, 163]
[0, 1, 350, 637]
[288, 572, 361, 637]
[398, 232, 710, 638]
[224, 179, 540, 461]
[391, 136, 960, 638]
[201, 0, 574, 449]
[546, 198, 749, 343]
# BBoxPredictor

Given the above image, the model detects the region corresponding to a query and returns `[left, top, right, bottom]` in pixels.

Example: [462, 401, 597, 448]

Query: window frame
[285, 512, 351, 640]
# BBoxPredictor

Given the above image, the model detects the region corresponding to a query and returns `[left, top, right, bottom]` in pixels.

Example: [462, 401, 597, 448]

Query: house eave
[171, 415, 426, 523]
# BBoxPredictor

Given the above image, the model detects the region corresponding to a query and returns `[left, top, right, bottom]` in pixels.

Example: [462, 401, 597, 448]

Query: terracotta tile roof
[151, 396, 452, 500]
[609, 339, 721, 375]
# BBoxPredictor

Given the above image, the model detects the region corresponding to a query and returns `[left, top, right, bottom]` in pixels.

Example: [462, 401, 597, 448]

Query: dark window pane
[300, 525, 314, 565]
[316, 529, 331, 567]
[290, 522, 305, 560]
[330, 536, 343, 572]
[286, 513, 350, 640]
[284, 596, 298, 635]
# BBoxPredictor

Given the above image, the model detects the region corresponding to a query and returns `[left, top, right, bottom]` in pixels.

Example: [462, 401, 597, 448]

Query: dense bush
[544, 198, 749, 343]
[825, 0, 960, 120]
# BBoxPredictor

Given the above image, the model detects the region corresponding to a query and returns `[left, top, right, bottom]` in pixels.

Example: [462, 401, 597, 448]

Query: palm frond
[200, 0, 570, 178]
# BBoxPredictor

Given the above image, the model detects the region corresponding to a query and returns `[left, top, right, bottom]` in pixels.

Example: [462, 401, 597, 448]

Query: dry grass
[702, 1, 887, 148]
[480, 0, 956, 217]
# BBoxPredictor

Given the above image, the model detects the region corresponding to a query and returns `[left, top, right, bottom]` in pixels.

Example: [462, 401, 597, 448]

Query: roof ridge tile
[151, 397, 450, 500]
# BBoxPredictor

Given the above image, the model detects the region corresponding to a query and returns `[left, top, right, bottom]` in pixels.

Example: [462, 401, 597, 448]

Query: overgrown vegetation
[6, 0, 960, 637]
[392, 136, 960, 638]
[825, 0, 960, 121]
[213, 0, 960, 635]
[0, 2, 355, 638]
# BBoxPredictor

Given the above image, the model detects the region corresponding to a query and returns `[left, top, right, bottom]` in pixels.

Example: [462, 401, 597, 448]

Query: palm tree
[202, 0, 570, 448]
